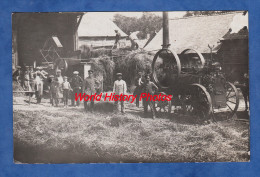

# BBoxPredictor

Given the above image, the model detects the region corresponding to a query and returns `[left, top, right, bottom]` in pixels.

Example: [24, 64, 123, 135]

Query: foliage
[184, 11, 234, 17]
[113, 12, 162, 39]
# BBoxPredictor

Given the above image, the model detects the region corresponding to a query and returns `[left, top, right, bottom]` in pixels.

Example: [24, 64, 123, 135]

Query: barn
[78, 13, 128, 49]
[12, 12, 84, 69]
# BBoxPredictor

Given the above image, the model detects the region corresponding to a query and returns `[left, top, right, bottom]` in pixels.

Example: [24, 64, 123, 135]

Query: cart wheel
[225, 82, 239, 119]
[185, 84, 212, 120]
[154, 92, 172, 116]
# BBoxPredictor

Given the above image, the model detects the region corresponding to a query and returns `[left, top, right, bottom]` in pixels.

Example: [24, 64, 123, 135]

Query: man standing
[141, 74, 158, 119]
[114, 30, 121, 49]
[62, 76, 72, 108]
[70, 71, 83, 107]
[113, 73, 127, 113]
[133, 72, 143, 107]
[49, 75, 58, 106]
[34, 71, 44, 104]
[55, 69, 63, 103]
[82, 70, 100, 112]
[129, 31, 139, 50]
[241, 73, 249, 112]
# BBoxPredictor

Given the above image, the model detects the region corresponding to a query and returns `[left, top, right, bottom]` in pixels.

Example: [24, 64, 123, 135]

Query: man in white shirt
[113, 73, 127, 113]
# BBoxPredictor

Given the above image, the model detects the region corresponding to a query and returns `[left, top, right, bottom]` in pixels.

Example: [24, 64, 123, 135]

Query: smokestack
[162, 11, 170, 49]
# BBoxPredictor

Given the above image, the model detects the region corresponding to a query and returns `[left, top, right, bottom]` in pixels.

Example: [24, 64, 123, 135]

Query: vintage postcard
[12, 11, 249, 163]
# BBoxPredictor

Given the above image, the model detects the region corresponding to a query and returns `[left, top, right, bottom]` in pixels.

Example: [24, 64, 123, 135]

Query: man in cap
[140, 74, 158, 119]
[70, 71, 83, 107]
[133, 71, 143, 107]
[82, 70, 100, 112]
[113, 73, 127, 113]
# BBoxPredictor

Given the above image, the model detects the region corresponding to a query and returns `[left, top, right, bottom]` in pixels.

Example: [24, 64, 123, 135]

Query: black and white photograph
[12, 11, 249, 163]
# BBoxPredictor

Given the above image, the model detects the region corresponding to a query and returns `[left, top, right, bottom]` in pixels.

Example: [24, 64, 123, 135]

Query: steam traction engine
[152, 12, 239, 120]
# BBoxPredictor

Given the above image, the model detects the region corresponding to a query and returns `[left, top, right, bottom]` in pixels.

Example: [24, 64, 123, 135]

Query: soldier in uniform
[113, 73, 127, 113]
[140, 74, 158, 119]
[82, 70, 100, 112]
[70, 71, 83, 107]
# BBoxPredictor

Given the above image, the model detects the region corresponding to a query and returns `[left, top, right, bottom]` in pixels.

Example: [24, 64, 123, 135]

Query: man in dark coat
[133, 72, 143, 107]
[70, 71, 83, 107]
[82, 70, 100, 112]
[140, 74, 158, 119]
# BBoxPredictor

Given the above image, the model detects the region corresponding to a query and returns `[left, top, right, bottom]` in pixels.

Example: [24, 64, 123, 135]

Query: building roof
[78, 13, 127, 37]
[144, 12, 246, 53]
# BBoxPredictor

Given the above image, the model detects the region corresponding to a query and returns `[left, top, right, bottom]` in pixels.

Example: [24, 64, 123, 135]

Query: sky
[84, 11, 187, 20]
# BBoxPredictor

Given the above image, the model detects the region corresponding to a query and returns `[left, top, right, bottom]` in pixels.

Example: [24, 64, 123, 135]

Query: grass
[13, 96, 249, 163]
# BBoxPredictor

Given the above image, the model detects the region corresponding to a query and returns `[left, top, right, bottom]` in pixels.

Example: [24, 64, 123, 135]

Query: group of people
[13, 66, 48, 103]
[48, 69, 100, 112]
[13, 65, 159, 118]
[114, 72, 158, 118]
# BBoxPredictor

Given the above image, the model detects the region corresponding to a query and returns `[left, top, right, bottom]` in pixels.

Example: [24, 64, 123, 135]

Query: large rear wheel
[225, 82, 239, 119]
[181, 84, 213, 121]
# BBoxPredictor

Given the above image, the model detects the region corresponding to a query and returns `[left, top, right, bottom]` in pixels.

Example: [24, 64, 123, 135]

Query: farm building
[217, 12, 249, 82]
[12, 13, 84, 69]
[144, 12, 248, 82]
[78, 13, 128, 49]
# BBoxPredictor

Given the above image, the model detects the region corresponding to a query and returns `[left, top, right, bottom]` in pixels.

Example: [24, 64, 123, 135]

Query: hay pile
[114, 51, 154, 85]
[80, 45, 112, 58]
[90, 55, 115, 91]
[80, 45, 154, 90]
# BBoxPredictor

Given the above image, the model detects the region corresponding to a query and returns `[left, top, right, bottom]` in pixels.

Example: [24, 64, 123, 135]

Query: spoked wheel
[154, 92, 172, 116]
[181, 84, 212, 121]
[224, 82, 239, 119]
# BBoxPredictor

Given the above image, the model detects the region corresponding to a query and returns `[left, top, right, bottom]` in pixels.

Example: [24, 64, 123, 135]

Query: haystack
[114, 51, 154, 85]
[89, 55, 115, 91]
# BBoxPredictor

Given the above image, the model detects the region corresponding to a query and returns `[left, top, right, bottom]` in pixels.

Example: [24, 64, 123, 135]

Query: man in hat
[140, 74, 158, 119]
[113, 73, 127, 113]
[133, 71, 143, 107]
[49, 75, 58, 106]
[70, 71, 83, 107]
[82, 70, 100, 112]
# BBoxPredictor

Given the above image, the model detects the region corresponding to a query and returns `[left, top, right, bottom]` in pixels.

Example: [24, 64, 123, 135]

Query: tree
[113, 12, 162, 39]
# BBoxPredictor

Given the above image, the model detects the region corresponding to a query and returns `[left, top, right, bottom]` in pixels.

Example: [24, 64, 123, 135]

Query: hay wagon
[152, 48, 239, 120]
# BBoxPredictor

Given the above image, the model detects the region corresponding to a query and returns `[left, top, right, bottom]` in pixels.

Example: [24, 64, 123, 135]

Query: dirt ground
[13, 95, 250, 163]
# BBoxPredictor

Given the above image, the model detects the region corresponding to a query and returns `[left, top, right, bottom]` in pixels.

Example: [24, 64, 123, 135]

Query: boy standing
[62, 76, 72, 108]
